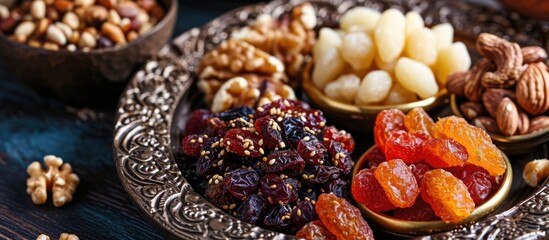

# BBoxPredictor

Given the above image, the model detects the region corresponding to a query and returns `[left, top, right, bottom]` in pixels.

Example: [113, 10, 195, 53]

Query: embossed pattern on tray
[113, 0, 549, 239]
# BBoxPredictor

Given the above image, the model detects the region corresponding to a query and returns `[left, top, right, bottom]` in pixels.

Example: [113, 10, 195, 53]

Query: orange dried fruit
[296, 220, 337, 240]
[316, 193, 374, 240]
[374, 109, 406, 152]
[374, 159, 419, 208]
[404, 108, 435, 136]
[421, 169, 475, 222]
[422, 138, 468, 168]
[434, 116, 505, 176]
[384, 130, 426, 164]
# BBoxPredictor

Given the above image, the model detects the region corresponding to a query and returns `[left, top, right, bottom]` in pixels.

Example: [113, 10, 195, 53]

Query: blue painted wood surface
[0, 1, 262, 239]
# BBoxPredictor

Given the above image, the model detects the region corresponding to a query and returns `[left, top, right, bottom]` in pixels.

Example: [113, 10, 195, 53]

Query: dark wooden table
[0, 0, 540, 239]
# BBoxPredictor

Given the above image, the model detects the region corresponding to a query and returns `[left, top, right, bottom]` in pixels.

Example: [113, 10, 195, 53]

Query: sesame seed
[307, 189, 312, 193]
[270, 184, 277, 189]
[217, 160, 224, 166]
[258, 139, 263, 146]
[340, 153, 347, 158]
[190, 139, 196, 144]
[268, 159, 276, 165]
[268, 196, 273, 203]
[248, 145, 254, 150]
[300, 116, 307, 122]
[229, 203, 237, 209]
[226, 141, 231, 145]
[277, 117, 283, 122]
[319, 122, 325, 127]
[319, 161, 324, 164]
[262, 157, 268, 161]
[257, 106, 265, 112]
[223, 205, 229, 209]
[302, 174, 308, 179]
[334, 160, 339, 166]
[259, 148, 265, 154]
[279, 142, 286, 148]
[310, 151, 315, 157]
[332, 200, 340, 205]
[311, 200, 316, 204]
[335, 154, 340, 160]
[303, 136, 310, 141]
[278, 200, 284, 206]
[226, 146, 231, 152]
[304, 197, 311, 201]
[198, 137, 203, 143]
[284, 100, 290, 107]
[237, 136, 244, 140]
[243, 142, 250, 148]
[323, 138, 329, 141]
[208, 179, 212, 184]
[297, 209, 302, 216]
[214, 179, 219, 184]
[244, 150, 251, 156]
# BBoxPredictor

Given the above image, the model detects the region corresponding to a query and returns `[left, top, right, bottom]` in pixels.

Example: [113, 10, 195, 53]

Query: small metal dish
[450, 94, 549, 155]
[301, 61, 449, 132]
[351, 145, 513, 236]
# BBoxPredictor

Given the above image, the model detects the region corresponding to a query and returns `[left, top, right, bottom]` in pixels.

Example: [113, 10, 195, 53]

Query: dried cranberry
[204, 182, 237, 209]
[301, 165, 342, 186]
[297, 138, 327, 165]
[384, 130, 425, 164]
[182, 134, 207, 158]
[260, 174, 298, 205]
[326, 141, 353, 174]
[224, 128, 263, 157]
[205, 117, 227, 137]
[281, 117, 314, 148]
[224, 168, 260, 199]
[196, 137, 227, 176]
[352, 167, 396, 212]
[364, 146, 386, 168]
[409, 162, 431, 184]
[323, 126, 355, 152]
[394, 197, 437, 221]
[258, 150, 305, 177]
[303, 109, 326, 133]
[254, 116, 284, 150]
[184, 109, 211, 135]
[235, 194, 266, 224]
[292, 200, 318, 229]
[217, 106, 255, 121]
[446, 164, 492, 205]
[323, 178, 349, 198]
[262, 204, 293, 232]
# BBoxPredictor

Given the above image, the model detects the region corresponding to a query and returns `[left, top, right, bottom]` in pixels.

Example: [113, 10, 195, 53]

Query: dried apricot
[434, 116, 505, 176]
[384, 130, 425, 164]
[421, 169, 475, 222]
[404, 108, 435, 136]
[374, 109, 406, 151]
[375, 159, 419, 208]
[316, 193, 374, 240]
[352, 168, 396, 212]
[422, 138, 468, 168]
[296, 220, 336, 240]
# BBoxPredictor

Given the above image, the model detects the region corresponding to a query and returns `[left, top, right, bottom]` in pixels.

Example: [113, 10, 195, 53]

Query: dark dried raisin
[235, 194, 266, 224]
[260, 174, 298, 205]
[323, 126, 355, 152]
[224, 128, 264, 157]
[217, 106, 255, 121]
[184, 109, 211, 135]
[262, 204, 293, 232]
[224, 168, 260, 199]
[254, 116, 284, 150]
[292, 200, 318, 229]
[258, 150, 305, 177]
[297, 138, 327, 165]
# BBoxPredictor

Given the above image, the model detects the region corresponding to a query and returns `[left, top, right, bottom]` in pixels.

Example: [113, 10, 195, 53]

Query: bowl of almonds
[448, 33, 549, 154]
[302, 6, 471, 132]
[0, 0, 176, 106]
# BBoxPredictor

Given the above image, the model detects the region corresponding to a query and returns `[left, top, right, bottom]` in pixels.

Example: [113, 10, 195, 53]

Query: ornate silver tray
[113, 0, 549, 239]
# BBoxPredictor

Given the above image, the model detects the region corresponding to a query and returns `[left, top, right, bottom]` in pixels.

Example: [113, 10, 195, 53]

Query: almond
[459, 101, 485, 120]
[496, 97, 519, 136]
[482, 88, 515, 118]
[528, 115, 549, 133]
[516, 63, 549, 115]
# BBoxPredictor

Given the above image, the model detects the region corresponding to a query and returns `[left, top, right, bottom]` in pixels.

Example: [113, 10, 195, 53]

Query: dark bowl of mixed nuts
[0, 0, 177, 106]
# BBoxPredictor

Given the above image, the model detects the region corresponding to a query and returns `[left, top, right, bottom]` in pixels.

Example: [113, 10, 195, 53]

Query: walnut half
[27, 155, 80, 207]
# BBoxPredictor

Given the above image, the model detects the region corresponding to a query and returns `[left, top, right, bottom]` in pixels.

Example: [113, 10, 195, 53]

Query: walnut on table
[523, 159, 549, 187]
[27, 155, 80, 207]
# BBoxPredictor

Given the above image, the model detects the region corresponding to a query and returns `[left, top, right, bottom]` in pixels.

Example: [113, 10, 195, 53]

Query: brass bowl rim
[302, 61, 449, 114]
[351, 145, 513, 235]
[450, 94, 549, 143]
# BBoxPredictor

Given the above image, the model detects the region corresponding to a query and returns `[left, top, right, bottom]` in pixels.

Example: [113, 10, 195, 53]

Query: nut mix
[312, 7, 471, 105]
[523, 159, 549, 187]
[180, 99, 356, 234]
[352, 108, 505, 222]
[447, 33, 549, 136]
[198, 3, 316, 112]
[37, 233, 79, 240]
[0, 0, 165, 51]
[27, 155, 79, 207]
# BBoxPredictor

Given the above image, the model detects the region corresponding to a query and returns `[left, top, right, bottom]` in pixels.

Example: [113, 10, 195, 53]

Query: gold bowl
[301, 61, 449, 132]
[450, 94, 549, 155]
[351, 145, 513, 235]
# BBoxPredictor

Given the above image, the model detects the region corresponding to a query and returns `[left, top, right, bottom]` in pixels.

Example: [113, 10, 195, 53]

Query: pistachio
[31, 0, 46, 19]
[14, 21, 35, 38]
[78, 31, 96, 48]
[46, 24, 67, 45]
[101, 22, 125, 44]
[62, 11, 79, 30]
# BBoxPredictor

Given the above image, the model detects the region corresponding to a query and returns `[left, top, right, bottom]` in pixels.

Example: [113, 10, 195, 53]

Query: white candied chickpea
[341, 31, 375, 71]
[383, 82, 418, 105]
[313, 27, 342, 63]
[405, 27, 437, 66]
[312, 47, 345, 89]
[405, 11, 424, 37]
[339, 7, 381, 34]
[395, 57, 439, 99]
[324, 74, 360, 103]
[435, 42, 471, 85]
[374, 9, 406, 63]
[355, 70, 393, 105]
[432, 23, 454, 51]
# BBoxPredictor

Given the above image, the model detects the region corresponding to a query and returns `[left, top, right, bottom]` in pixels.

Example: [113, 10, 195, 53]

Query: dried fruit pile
[447, 33, 549, 136]
[312, 7, 471, 105]
[296, 193, 374, 240]
[352, 108, 506, 222]
[181, 99, 355, 234]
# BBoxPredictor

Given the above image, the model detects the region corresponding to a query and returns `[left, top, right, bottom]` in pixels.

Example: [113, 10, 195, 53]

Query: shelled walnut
[37, 233, 79, 240]
[447, 33, 549, 136]
[523, 159, 549, 187]
[231, 2, 316, 80]
[27, 155, 80, 207]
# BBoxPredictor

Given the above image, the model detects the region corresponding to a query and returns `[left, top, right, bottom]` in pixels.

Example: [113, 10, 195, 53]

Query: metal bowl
[0, 0, 177, 106]
[450, 94, 549, 155]
[302, 61, 449, 132]
[351, 145, 513, 236]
